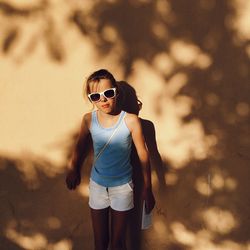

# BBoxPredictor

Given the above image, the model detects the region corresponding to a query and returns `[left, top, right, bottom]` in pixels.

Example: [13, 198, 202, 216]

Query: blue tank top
[90, 110, 132, 187]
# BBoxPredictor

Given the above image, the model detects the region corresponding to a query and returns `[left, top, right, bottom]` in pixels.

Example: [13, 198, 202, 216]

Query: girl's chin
[101, 104, 110, 109]
[100, 106, 113, 113]
[102, 108, 119, 115]
[98, 104, 119, 114]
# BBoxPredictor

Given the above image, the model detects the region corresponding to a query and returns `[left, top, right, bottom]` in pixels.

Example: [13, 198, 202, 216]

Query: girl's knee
[94, 239, 109, 250]
[111, 238, 126, 250]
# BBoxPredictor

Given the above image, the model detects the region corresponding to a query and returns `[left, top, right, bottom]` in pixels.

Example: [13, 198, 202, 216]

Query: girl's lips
[102, 104, 109, 108]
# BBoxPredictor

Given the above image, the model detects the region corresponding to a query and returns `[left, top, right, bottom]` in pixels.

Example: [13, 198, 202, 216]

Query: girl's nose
[100, 94, 107, 102]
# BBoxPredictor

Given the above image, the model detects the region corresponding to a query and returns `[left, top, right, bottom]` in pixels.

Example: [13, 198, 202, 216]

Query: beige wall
[0, 1, 250, 249]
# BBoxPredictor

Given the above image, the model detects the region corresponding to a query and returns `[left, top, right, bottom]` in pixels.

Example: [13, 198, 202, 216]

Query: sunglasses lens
[90, 93, 100, 102]
[89, 88, 116, 102]
[104, 89, 115, 98]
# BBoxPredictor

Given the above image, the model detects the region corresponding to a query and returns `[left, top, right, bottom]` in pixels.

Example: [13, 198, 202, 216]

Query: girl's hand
[143, 187, 156, 214]
[65, 169, 81, 190]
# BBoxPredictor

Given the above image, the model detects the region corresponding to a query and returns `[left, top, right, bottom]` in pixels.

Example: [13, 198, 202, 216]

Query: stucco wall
[0, 1, 249, 249]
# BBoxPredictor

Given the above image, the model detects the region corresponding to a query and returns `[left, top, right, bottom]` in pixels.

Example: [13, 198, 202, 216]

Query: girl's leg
[110, 209, 130, 250]
[90, 207, 110, 250]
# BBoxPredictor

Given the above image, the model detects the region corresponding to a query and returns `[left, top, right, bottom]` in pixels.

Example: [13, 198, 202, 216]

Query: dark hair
[85, 69, 118, 97]
[117, 81, 142, 115]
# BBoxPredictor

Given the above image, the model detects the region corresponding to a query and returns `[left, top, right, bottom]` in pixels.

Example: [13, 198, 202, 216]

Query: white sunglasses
[88, 88, 117, 102]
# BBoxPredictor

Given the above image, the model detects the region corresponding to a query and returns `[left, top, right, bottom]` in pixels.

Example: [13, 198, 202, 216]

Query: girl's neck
[110, 107, 122, 116]
[98, 107, 121, 118]
[97, 108, 122, 128]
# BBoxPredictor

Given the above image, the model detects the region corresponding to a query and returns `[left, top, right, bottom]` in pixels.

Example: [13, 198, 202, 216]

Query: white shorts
[88, 179, 134, 211]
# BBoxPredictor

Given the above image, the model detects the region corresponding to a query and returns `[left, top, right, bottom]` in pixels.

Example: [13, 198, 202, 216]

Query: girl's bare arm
[69, 113, 91, 170]
[66, 113, 91, 189]
[126, 113, 155, 212]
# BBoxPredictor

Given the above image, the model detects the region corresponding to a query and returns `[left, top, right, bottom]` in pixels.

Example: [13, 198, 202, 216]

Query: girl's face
[88, 79, 118, 114]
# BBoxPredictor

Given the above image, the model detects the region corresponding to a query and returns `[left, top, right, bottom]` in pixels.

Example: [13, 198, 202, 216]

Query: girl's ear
[137, 99, 143, 111]
[116, 87, 120, 97]
[115, 85, 121, 98]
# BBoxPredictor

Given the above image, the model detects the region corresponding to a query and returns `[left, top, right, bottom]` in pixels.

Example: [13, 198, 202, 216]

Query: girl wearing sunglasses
[66, 69, 155, 250]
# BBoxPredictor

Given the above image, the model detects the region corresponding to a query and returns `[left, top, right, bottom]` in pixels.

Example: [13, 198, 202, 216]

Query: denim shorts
[88, 179, 134, 211]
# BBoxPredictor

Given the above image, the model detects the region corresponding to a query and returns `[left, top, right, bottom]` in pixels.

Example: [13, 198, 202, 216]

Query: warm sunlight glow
[153, 52, 174, 76]
[202, 207, 238, 234]
[165, 172, 178, 186]
[16, 157, 40, 189]
[0, 38, 94, 166]
[152, 21, 168, 38]
[156, 0, 171, 17]
[205, 93, 220, 106]
[11, 152, 65, 184]
[196, 168, 238, 193]
[47, 216, 61, 229]
[153, 219, 168, 239]
[5, 228, 48, 249]
[247, 243, 250, 250]
[219, 240, 244, 250]
[165, 119, 209, 169]
[1, 1, 249, 249]
[102, 25, 119, 43]
[196, 53, 212, 69]
[128, 63, 213, 169]
[5, 0, 37, 7]
[171, 222, 196, 246]
[230, 0, 250, 41]
[170, 40, 212, 68]
[165, 73, 188, 97]
[77, 182, 89, 197]
[5, 222, 72, 249]
[236, 102, 249, 117]
[246, 45, 250, 58]
[225, 177, 238, 191]
[49, 239, 73, 250]
[169, 224, 248, 250]
[196, 176, 212, 196]
[170, 40, 198, 65]
[211, 173, 225, 190]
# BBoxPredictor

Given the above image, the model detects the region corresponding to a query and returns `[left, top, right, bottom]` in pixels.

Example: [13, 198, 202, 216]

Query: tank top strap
[92, 110, 97, 121]
[89, 110, 97, 132]
[115, 110, 126, 128]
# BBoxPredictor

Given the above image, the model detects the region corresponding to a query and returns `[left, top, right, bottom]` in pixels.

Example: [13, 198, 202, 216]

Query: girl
[66, 69, 155, 250]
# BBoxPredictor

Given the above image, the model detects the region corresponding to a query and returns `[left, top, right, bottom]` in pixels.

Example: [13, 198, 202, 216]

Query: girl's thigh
[109, 181, 134, 211]
[89, 179, 110, 209]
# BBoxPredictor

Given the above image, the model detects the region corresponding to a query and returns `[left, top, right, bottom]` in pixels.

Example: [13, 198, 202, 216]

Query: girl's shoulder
[124, 112, 140, 130]
[124, 112, 138, 120]
[82, 112, 92, 129]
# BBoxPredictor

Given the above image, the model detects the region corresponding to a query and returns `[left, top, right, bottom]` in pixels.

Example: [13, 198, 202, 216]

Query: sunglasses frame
[88, 87, 117, 102]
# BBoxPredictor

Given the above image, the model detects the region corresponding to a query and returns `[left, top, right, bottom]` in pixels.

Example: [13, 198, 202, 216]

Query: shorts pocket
[127, 181, 134, 191]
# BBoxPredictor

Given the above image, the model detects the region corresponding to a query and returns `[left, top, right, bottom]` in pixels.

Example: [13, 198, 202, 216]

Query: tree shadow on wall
[0, 154, 94, 250]
[0, 0, 64, 62]
[70, 1, 250, 249]
[73, 1, 249, 249]
[1, 0, 250, 249]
